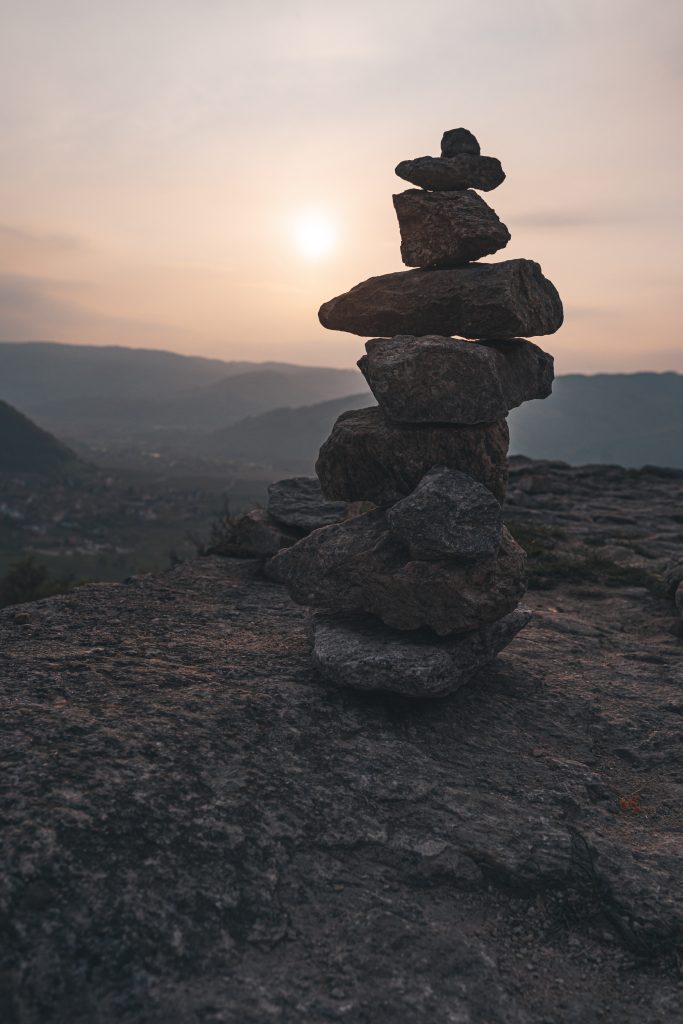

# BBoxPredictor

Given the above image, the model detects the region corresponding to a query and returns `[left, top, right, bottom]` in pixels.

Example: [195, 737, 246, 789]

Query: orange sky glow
[1, 0, 682, 373]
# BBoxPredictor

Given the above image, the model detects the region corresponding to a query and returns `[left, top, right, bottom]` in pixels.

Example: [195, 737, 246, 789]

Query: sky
[1, 0, 682, 373]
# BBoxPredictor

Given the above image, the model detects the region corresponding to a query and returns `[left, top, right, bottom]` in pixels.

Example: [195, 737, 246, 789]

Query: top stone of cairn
[396, 128, 504, 192]
[441, 128, 480, 157]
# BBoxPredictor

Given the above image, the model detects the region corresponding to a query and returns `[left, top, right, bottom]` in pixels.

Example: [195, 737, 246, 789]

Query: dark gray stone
[386, 467, 502, 561]
[318, 260, 564, 340]
[441, 127, 481, 157]
[210, 508, 301, 558]
[270, 510, 526, 635]
[267, 476, 348, 532]
[664, 557, 683, 598]
[358, 336, 554, 424]
[393, 189, 510, 268]
[395, 154, 505, 191]
[316, 407, 509, 505]
[311, 606, 532, 697]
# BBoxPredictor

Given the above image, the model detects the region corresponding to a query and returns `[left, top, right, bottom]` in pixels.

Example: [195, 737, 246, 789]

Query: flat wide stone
[386, 467, 502, 561]
[395, 154, 505, 191]
[318, 260, 563, 339]
[358, 336, 554, 424]
[267, 476, 348, 532]
[271, 510, 526, 635]
[393, 189, 510, 268]
[311, 606, 532, 697]
[316, 407, 509, 505]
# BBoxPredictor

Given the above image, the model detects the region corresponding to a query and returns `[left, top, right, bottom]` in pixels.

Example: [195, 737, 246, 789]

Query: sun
[292, 211, 337, 260]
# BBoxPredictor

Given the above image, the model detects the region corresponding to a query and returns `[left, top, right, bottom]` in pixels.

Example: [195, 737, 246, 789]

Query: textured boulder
[267, 476, 348, 532]
[393, 189, 510, 268]
[209, 508, 301, 559]
[318, 260, 564, 340]
[270, 510, 526, 635]
[386, 467, 502, 561]
[441, 127, 481, 157]
[358, 336, 554, 424]
[395, 154, 505, 192]
[317, 407, 509, 505]
[311, 606, 531, 697]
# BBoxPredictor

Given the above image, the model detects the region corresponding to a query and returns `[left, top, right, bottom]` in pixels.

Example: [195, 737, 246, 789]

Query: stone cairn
[270, 128, 563, 697]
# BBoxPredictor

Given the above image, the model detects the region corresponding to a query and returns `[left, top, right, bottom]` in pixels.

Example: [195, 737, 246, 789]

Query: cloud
[0, 273, 180, 346]
[513, 210, 634, 229]
[0, 224, 90, 253]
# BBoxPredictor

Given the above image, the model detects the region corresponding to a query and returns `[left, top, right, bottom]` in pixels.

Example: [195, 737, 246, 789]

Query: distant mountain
[0, 399, 78, 474]
[508, 372, 683, 467]
[201, 394, 374, 473]
[0, 341, 368, 436]
[197, 372, 683, 474]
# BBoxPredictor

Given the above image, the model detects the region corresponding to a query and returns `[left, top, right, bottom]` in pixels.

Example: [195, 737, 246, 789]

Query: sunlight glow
[292, 212, 336, 260]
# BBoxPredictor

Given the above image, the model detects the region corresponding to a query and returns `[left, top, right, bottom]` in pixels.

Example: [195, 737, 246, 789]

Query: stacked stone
[271, 128, 563, 697]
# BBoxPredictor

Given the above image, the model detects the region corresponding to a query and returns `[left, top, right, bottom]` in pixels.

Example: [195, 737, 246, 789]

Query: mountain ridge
[0, 399, 79, 474]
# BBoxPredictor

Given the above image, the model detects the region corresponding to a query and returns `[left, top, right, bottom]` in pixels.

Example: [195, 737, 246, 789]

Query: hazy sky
[1, 0, 682, 372]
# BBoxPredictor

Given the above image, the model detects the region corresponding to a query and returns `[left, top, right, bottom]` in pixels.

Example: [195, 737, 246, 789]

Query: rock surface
[359, 336, 555, 424]
[270, 510, 526, 634]
[267, 476, 348, 532]
[2, 470, 683, 1023]
[386, 467, 503, 561]
[318, 260, 564, 339]
[317, 407, 509, 505]
[441, 127, 481, 157]
[393, 188, 510, 268]
[209, 507, 302, 558]
[395, 153, 505, 191]
[310, 606, 531, 696]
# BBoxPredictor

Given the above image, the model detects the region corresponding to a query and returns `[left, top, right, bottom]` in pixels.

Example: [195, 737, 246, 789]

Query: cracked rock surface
[1, 458, 682, 1023]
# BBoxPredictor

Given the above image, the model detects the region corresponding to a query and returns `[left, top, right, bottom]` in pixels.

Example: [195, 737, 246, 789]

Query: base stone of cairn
[310, 606, 532, 698]
[273, 127, 563, 696]
[271, 509, 526, 635]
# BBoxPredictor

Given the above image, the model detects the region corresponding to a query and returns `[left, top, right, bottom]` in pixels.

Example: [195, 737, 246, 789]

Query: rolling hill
[0, 399, 78, 474]
[507, 372, 683, 467]
[197, 372, 683, 473]
[0, 341, 368, 437]
[201, 394, 373, 473]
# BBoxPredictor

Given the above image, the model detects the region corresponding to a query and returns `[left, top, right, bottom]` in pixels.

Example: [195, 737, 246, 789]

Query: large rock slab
[270, 510, 526, 634]
[316, 407, 509, 505]
[267, 476, 348, 532]
[311, 606, 532, 697]
[358, 336, 554, 424]
[386, 467, 502, 561]
[396, 153, 505, 191]
[394, 188, 510, 268]
[3, 548, 683, 1022]
[318, 260, 564, 339]
[441, 127, 481, 157]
